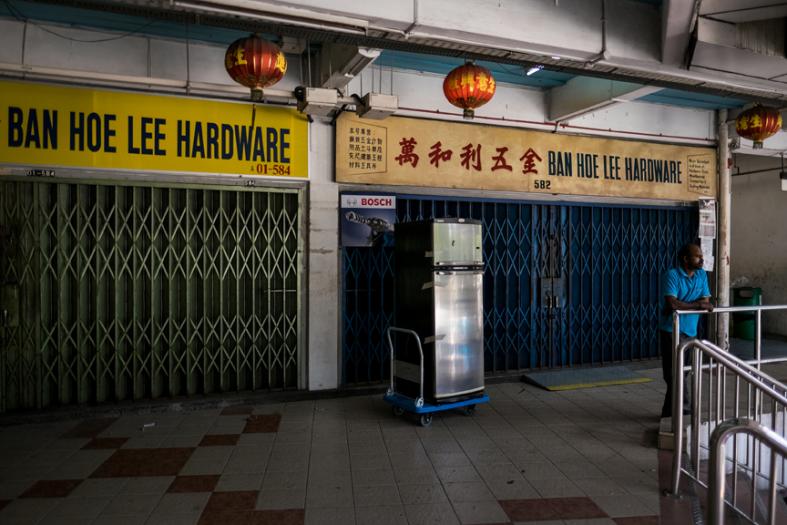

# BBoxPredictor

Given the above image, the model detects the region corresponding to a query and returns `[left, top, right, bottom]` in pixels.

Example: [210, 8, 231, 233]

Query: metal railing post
[671, 312, 681, 433]
[670, 336, 787, 523]
[670, 337, 687, 495]
[755, 309, 762, 370]
[709, 418, 787, 525]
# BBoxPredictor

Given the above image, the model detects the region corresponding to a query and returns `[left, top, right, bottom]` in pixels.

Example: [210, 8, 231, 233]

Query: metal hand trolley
[383, 327, 490, 427]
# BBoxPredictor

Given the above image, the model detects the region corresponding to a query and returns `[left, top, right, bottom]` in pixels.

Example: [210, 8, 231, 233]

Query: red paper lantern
[443, 61, 496, 119]
[736, 104, 782, 149]
[225, 35, 287, 101]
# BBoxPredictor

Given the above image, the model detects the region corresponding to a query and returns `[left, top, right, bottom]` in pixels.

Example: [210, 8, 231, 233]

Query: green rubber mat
[521, 366, 652, 391]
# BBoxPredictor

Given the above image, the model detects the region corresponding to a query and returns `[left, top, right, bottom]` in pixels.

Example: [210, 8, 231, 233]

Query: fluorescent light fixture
[550, 56, 561, 60]
[526, 65, 544, 76]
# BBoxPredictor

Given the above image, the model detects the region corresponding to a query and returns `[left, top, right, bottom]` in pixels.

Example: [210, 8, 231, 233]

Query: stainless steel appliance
[393, 218, 484, 403]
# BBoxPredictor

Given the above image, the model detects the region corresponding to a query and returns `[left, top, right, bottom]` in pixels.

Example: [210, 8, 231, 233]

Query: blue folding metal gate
[341, 193, 698, 385]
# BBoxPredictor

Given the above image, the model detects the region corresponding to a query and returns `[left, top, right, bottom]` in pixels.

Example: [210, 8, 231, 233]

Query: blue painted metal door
[341, 193, 697, 385]
[534, 205, 568, 370]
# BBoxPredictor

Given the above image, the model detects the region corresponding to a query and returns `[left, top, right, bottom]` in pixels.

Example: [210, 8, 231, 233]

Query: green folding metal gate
[0, 178, 303, 411]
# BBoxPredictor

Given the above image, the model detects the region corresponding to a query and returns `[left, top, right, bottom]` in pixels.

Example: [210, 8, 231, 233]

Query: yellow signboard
[0, 80, 308, 178]
[336, 113, 716, 200]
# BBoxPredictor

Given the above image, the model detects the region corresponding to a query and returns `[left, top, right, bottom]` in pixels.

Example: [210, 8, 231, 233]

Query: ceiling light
[526, 65, 544, 76]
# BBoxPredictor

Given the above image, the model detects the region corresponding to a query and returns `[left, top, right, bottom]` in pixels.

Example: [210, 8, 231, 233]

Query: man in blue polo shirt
[660, 243, 713, 418]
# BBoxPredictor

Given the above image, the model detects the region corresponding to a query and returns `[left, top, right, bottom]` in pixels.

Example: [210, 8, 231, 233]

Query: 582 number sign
[533, 179, 552, 190]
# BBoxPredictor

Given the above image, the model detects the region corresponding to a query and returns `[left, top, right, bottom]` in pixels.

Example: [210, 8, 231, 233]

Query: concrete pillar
[716, 109, 731, 350]
[307, 120, 340, 389]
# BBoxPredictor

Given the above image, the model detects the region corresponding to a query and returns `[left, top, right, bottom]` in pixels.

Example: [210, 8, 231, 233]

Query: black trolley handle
[386, 327, 424, 408]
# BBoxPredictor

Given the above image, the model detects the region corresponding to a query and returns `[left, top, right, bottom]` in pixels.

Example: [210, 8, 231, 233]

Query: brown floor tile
[91, 448, 194, 478]
[168, 475, 220, 493]
[204, 490, 259, 512]
[20, 479, 83, 498]
[199, 511, 248, 525]
[199, 508, 304, 525]
[243, 414, 281, 434]
[614, 517, 659, 525]
[500, 496, 608, 521]
[221, 405, 254, 416]
[249, 509, 305, 524]
[83, 437, 129, 450]
[60, 418, 117, 439]
[200, 434, 240, 447]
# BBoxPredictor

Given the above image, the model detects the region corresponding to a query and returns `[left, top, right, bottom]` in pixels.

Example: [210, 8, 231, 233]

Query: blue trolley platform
[385, 326, 489, 427]
[383, 391, 490, 427]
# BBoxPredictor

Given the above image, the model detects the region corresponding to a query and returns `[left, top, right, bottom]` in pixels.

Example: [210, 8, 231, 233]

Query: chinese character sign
[347, 123, 387, 172]
[336, 113, 717, 202]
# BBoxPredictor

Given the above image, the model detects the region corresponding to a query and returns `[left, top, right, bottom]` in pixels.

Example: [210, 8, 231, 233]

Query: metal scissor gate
[342, 193, 697, 385]
[0, 178, 303, 411]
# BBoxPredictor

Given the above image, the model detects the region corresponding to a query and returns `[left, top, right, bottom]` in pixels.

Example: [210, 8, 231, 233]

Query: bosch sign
[361, 197, 392, 207]
[340, 194, 396, 209]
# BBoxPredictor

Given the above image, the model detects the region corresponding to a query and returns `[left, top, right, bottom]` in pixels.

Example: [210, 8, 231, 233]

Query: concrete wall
[731, 154, 787, 336]
[0, 17, 722, 389]
[307, 120, 340, 390]
[349, 65, 716, 144]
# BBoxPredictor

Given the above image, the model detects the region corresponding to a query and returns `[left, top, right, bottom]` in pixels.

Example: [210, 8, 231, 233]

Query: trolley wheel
[419, 414, 433, 427]
[462, 405, 476, 416]
[392, 406, 405, 417]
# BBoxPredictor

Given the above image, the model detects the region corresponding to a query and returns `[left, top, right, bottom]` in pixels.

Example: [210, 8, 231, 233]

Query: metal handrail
[709, 418, 787, 525]
[673, 304, 787, 369]
[676, 306, 787, 313]
[671, 339, 787, 495]
[670, 339, 787, 524]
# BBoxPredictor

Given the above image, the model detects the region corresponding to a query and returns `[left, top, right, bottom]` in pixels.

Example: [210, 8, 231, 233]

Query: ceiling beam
[661, 0, 696, 67]
[700, 0, 787, 23]
[548, 77, 661, 122]
[316, 43, 381, 90]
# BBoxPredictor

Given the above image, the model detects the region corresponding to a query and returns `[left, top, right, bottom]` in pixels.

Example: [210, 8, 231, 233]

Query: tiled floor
[0, 366, 677, 524]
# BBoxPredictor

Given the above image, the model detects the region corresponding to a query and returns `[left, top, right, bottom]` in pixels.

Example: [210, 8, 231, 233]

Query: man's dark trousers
[660, 330, 692, 418]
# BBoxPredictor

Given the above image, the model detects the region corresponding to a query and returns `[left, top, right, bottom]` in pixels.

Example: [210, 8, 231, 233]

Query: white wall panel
[22, 24, 149, 76]
[185, 41, 235, 84]
[349, 66, 714, 143]
[567, 101, 716, 143]
[349, 66, 548, 125]
[0, 18, 304, 91]
[731, 154, 787, 336]
[0, 19, 23, 63]
[149, 38, 188, 80]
